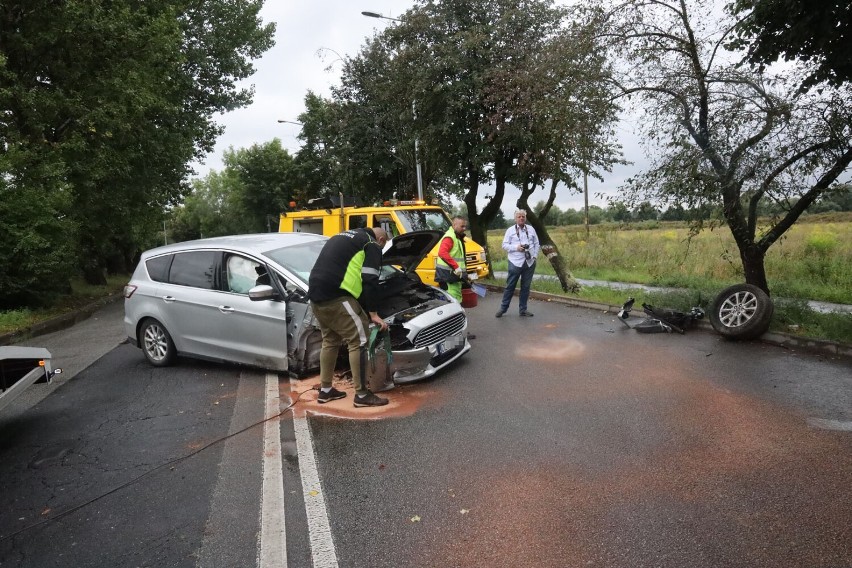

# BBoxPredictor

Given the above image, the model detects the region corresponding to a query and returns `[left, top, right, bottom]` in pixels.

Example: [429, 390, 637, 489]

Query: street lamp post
[412, 102, 423, 201]
[362, 10, 424, 201]
[361, 11, 400, 21]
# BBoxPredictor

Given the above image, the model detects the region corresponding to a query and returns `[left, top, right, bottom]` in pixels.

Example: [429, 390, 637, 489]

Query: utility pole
[584, 170, 590, 238]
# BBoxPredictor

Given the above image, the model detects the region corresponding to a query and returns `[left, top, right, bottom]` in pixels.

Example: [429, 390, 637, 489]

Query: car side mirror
[249, 284, 276, 301]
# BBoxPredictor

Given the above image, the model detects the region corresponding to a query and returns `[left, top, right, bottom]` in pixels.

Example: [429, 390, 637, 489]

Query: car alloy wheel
[709, 283, 773, 340]
[141, 318, 177, 366]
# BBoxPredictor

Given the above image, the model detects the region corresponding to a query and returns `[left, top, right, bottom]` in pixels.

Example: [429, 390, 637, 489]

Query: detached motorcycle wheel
[709, 283, 773, 340]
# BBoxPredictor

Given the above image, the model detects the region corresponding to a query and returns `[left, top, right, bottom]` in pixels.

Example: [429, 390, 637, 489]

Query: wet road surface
[1, 297, 850, 567]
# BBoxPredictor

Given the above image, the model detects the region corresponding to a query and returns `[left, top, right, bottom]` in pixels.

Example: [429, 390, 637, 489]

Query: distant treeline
[475, 189, 852, 229]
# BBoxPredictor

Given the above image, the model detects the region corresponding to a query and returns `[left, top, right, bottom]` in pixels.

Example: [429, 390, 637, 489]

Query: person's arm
[360, 243, 387, 330]
[529, 227, 541, 259]
[501, 228, 515, 253]
[438, 237, 458, 269]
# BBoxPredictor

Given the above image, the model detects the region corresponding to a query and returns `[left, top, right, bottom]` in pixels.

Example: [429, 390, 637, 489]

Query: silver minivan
[123, 231, 470, 383]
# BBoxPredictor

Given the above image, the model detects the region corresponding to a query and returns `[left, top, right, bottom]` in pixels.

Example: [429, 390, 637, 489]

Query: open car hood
[382, 230, 443, 274]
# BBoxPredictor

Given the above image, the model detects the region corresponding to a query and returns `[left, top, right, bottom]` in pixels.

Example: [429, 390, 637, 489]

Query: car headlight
[480, 252, 487, 262]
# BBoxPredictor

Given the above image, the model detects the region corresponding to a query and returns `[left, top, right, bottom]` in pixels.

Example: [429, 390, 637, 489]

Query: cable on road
[0, 385, 319, 543]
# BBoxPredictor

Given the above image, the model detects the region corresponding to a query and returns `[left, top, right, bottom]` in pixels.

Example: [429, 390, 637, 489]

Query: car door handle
[162, 296, 176, 303]
[218, 306, 235, 313]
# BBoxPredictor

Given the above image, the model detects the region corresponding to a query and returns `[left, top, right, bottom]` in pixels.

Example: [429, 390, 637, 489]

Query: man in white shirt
[496, 209, 540, 318]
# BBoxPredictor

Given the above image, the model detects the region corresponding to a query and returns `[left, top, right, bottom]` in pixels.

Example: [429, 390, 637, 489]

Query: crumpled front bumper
[390, 332, 470, 384]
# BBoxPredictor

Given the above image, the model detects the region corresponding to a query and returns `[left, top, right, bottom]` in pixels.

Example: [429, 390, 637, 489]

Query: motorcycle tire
[709, 283, 773, 340]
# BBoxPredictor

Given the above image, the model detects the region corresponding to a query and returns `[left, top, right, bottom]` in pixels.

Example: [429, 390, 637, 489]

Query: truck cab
[279, 198, 489, 286]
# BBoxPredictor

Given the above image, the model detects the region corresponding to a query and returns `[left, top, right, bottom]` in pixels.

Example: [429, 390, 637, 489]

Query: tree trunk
[723, 191, 771, 296]
[740, 244, 770, 296]
[465, 159, 508, 277]
[516, 183, 580, 293]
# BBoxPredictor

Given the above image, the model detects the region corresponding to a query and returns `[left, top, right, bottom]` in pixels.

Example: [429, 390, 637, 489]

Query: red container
[461, 287, 478, 308]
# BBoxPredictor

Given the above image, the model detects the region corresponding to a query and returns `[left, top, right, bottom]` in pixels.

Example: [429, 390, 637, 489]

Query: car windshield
[396, 209, 451, 233]
[262, 240, 327, 284]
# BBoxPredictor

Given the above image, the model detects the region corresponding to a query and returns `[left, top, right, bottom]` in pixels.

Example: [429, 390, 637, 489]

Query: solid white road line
[259, 372, 287, 568]
[294, 411, 340, 568]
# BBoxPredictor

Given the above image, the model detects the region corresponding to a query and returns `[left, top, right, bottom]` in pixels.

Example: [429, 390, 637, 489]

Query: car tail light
[123, 285, 137, 298]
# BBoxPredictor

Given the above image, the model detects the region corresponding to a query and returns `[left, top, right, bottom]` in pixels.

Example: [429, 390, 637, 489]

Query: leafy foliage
[0, 0, 274, 301]
[0, 181, 76, 308]
[332, 0, 621, 288]
[606, 0, 852, 294]
[729, 0, 852, 90]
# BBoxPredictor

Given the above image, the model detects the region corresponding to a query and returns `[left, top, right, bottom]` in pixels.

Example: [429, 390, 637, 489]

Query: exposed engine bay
[375, 272, 455, 349]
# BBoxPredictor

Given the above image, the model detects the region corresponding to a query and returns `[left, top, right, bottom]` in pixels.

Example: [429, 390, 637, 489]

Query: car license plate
[467, 273, 478, 281]
[436, 334, 463, 355]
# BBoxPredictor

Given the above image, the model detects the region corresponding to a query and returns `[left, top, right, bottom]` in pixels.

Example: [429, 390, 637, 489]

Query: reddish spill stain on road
[434, 355, 852, 567]
[285, 374, 443, 420]
[517, 337, 587, 361]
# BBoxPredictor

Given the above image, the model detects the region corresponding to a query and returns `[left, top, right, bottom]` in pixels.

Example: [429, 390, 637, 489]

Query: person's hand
[453, 267, 464, 278]
[370, 313, 388, 331]
[517, 244, 525, 252]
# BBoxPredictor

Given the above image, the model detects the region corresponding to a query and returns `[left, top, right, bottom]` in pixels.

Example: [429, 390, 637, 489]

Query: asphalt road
[1, 298, 850, 567]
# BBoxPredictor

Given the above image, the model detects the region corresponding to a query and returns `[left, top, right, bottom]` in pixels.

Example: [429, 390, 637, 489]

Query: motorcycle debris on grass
[617, 297, 705, 335]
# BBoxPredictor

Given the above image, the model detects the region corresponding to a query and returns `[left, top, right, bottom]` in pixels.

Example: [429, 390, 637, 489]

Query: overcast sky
[193, 0, 646, 214]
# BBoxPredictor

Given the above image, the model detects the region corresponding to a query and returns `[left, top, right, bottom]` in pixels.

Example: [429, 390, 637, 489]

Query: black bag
[435, 265, 462, 284]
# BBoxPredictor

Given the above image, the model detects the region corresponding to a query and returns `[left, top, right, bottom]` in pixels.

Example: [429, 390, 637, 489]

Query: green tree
[224, 140, 296, 232]
[358, 0, 619, 290]
[660, 204, 687, 221]
[729, 0, 852, 90]
[607, 201, 631, 222]
[607, 0, 852, 295]
[633, 201, 659, 221]
[0, 0, 275, 293]
[169, 169, 245, 241]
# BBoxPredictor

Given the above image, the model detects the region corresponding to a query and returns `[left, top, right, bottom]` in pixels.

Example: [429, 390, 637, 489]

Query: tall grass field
[485, 213, 852, 344]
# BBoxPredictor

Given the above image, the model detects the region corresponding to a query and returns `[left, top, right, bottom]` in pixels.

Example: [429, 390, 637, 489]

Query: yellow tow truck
[279, 197, 488, 286]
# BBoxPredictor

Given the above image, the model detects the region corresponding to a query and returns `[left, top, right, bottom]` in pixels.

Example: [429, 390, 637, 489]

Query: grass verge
[483, 276, 852, 346]
[0, 275, 128, 336]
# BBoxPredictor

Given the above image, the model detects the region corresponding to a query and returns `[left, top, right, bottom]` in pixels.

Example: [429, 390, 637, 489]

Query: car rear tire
[709, 283, 773, 340]
[140, 318, 177, 366]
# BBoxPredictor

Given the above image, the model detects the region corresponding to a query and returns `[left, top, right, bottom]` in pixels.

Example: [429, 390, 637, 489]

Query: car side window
[146, 254, 173, 283]
[225, 254, 262, 294]
[375, 216, 399, 238]
[349, 214, 367, 230]
[168, 251, 217, 289]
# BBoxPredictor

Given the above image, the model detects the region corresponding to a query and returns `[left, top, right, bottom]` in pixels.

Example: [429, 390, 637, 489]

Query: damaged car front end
[279, 230, 470, 383]
[125, 231, 469, 384]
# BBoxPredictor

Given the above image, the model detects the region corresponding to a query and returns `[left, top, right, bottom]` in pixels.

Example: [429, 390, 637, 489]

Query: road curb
[484, 284, 852, 359]
[0, 293, 124, 347]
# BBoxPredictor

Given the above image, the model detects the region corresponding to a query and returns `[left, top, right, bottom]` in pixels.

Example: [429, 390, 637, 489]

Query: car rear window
[146, 255, 173, 283]
[168, 251, 217, 289]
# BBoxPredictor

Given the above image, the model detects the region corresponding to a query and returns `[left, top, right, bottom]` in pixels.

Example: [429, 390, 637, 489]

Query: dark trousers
[500, 261, 536, 313]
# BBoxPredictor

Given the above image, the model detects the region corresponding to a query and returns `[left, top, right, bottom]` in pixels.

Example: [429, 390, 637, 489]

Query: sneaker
[353, 391, 389, 407]
[519, 311, 534, 317]
[317, 387, 346, 403]
[495, 310, 505, 318]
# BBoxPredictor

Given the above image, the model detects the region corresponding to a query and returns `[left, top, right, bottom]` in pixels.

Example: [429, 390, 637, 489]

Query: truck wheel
[709, 283, 773, 340]
[140, 318, 177, 366]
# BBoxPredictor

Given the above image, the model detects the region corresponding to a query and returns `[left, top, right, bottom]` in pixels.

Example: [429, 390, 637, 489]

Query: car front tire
[709, 283, 773, 340]
[140, 318, 177, 366]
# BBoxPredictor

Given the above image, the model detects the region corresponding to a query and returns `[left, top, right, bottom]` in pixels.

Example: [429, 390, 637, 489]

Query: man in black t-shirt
[307, 227, 390, 407]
